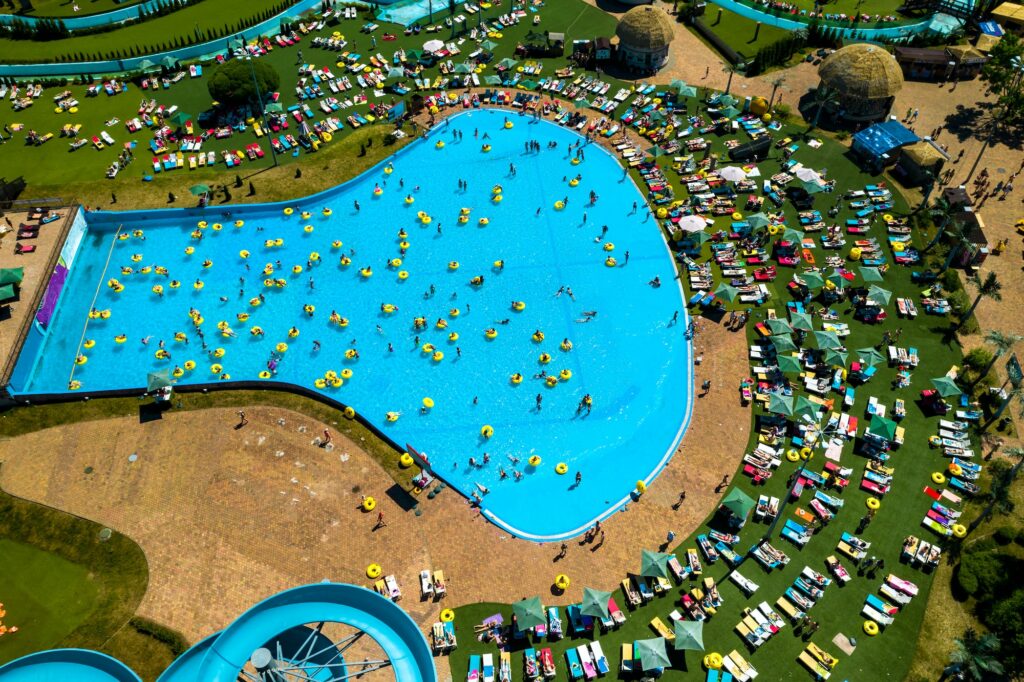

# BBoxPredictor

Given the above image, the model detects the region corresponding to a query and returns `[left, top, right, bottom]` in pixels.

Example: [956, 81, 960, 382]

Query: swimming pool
[12, 109, 692, 540]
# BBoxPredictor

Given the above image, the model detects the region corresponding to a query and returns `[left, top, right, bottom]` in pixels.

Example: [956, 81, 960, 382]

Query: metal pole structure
[247, 56, 278, 167]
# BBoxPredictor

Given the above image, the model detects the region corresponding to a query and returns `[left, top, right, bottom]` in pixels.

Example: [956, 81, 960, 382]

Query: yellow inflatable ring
[800, 447, 813, 460]
[571, 157, 581, 166]
[636, 480, 647, 493]
[284, 208, 294, 215]
[928, 435, 942, 447]
[184, 246, 195, 255]
[480, 425, 494, 438]
[528, 455, 541, 467]
[83, 339, 96, 349]
[559, 369, 572, 381]
[259, 371, 271, 379]
[399, 453, 415, 468]
[560, 340, 573, 351]
[863, 621, 879, 636]
[115, 334, 128, 344]
[704, 653, 724, 670]
[555, 462, 568, 475]
[366, 562, 382, 578]
[493, 195, 503, 203]
[605, 257, 617, 267]
[405, 196, 415, 204]
[398, 271, 409, 280]
[276, 343, 288, 353]
[482, 145, 491, 152]
[479, 218, 490, 225]
[932, 472, 947, 485]
[569, 179, 579, 188]
[545, 376, 558, 387]
[539, 353, 552, 364]
[511, 373, 523, 385]
[75, 354, 88, 365]
[949, 463, 963, 477]
[512, 301, 526, 312]
[449, 332, 459, 342]
[198, 221, 208, 228]
[485, 329, 498, 340]
[554, 574, 570, 590]
[440, 608, 455, 622]
[332, 240, 343, 249]
[952, 523, 967, 538]
[866, 497, 881, 510]
[341, 369, 353, 379]
[786, 449, 800, 462]
[603, 242, 615, 252]
[184, 360, 196, 370]
[432, 351, 444, 362]
[768, 225, 781, 235]
[360, 268, 373, 278]
[436, 140, 445, 149]
[315, 378, 328, 389]
[532, 331, 545, 343]
[504, 121, 513, 129]
[344, 406, 356, 419]
[448, 261, 460, 270]
[554, 201, 565, 210]
[210, 363, 222, 374]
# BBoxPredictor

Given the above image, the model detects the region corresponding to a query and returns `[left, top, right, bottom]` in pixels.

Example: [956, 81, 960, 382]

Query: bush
[964, 347, 995, 372]
[957, 548, 1008, 600]
[128, 617, 189, 656]
[208, 59, 280, 108]
[994, 526, 1015, 545]
[943, 268, 963, 291]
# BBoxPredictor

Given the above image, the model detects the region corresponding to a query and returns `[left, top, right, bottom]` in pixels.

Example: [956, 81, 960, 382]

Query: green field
[719, 0, 920, 26]
[11, 0, 145, 18]
[702, 5, 791, 59]
[0, 539, 100, 662]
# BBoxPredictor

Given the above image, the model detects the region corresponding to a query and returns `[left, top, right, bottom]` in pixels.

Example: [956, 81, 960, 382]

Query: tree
[958, 271, 1002, 330]
[947, 629, 1005, 681]
[966, 457, 1020, 533]
[722, 63, 737, 95]
[207, 59, 279, 109]
[768, 74, 786, 108]
[980, 34, 1024, 126]
[987, 590, 1024, 676]
[924, 196, 956, 253]
[941, 221, 975, 272]
[970, 330, 1024, 388]
[808, 85, 839, 131]
[981, 387, 1024, 432]
[915, 170, 936, 213]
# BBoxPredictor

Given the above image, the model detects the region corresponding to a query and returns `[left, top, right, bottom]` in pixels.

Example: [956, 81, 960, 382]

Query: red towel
[922, 486, 941, 501]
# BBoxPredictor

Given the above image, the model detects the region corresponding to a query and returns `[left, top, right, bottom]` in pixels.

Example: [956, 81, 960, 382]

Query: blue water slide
[0, 649, 142, 682]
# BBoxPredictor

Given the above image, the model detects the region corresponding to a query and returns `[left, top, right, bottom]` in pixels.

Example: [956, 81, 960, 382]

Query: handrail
[0, 205, 78, 390]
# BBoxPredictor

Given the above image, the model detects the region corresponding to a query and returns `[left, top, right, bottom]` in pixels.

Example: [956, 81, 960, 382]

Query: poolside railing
[0, 205, 78, 396]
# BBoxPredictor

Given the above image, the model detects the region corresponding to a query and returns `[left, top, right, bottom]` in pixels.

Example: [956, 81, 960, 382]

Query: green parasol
[802, 180, 826, 194]
[782, 227, 805, 243]
[189, 184, 210, 196]
[801, 271, 825, 289]
[766, 318, 793, 335]
[640, 549, 673, 579]
[454, 62, 473, 74]
[858, 266, 885, 282]
[580, 587, 612, 620]
[160, 56, 178, 68]
[771, 334, 797, 353]
[868, 415, 897, 442]
[679, 85, 697, 97]
[789, 311, 815, 332]
[814, 330, 842, 350]
[265, 102, 284, 113]
[856, 347, 886, 367]
[574, 97, 591, 108]
[0, 283, 15, 303]
[484, 74, 503, 85]
[480, 39, 499, 50]
[497, 57, 519, 69]
[146, 369, 173, 391]
[826, 269, 849, 288]
[777, 355, 803, 373]
[746, 212, 771, 229]
[636, 638, 671, 670]
[0, 267, 24, 286]
[719, 94, 738, 107]
[824, 348, 849, 367]
[682, 230, 712, 245]
[512, 596, 547, 629]
[169, 111, 191, 126]
[768, 392, 795, 416]
[714, 283, 739, 303]
[795, 395, 819, 419]
[674, 620, 705, 651]
[931, 376, 963, 397]
[867, 285, 892, 306]
[519, 79, 538, 91]
[721, 487, 756, 519]
[722, 106, 741, 119]
[137, 58, 156, 71]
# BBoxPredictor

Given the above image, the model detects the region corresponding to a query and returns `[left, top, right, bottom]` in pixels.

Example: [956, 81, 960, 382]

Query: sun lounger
[383, 574, 401, 600]
[649, 617, 674, 640]
[886, 574, 919, 596]
[590, 641, 610, 675]
[433, 570, 446, 596]
[620, 579, 640, 607]
[775, 596, 804, 622]
[862, 603, 894, 626]
[798, 650, 831, 680]
[565, 648, 583, 680]
[468, 654, 481, 682]
[608, 597, 626, 625]
[524, 648, 539, 680]
[577, 644, 597, 680]
[540, 648, 556, 679]
[547, 607, 563, 639]
[482, 653, 495, 682]
[729, 570, 759, 595]
[723, 650, 758, 681]
[619, 643, 634, 674]
[420, 569, 433, 598]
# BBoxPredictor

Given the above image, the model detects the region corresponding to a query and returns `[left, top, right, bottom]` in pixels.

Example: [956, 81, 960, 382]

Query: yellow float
[449, 332, 459, 342]
[210, 363, 222, 374]
[479, 218, 490, 225]
[800, 447, 813, 460]
[786, 449, 800, 462]
[569, 178, 579, 187]
[704, 653, 724, 670]
[482, 144, 491, 152]
[480, 425, 494, 438]
[949, 462, 963, 477]
[532, 331, 545, 343]
[863, 621, 879, 636]
[539, 353, 551, 364]
[184, 360, 196, 370]
[341, 369, 353, 379]
[432, 351, 444, 362]
[448, 261, 460, 270]
[284, 208, 294, 215]
[436, 140, 445, 149]
[360, 267, 373, 278]
[511, 373, 523, 385]
[866, 497, 881, 510]
[344, 406, 356, 419]
[400, 453, 415, 468]
[366, 562, 382, 579]
[932, 472, 947, 485]
[528, 455, 541, 467]
[345, 349, 358, 359]
[184, 246, 195, 255]
[555, 462, 568, 475]
[304, 225, 314, 234]
[554, 201, 565, 210]
[492, 194, 503, 203]
[559, 369, 572, 381]
[512, 301, 526, 311]
[276, 343, 288, 353]
[605, 257, 617, 267]
[603, 242, 615, 252]
[440, 609, 455, 622]
[398, 270, 409, 280]
[554, 574, 570, 590]
[560, 340, 573, 351]
[485, 328, 498, 340]
[115, 334, 128, 344]
[952, 523, 967, 538]
[545, 376, 558, 387]
[332, 240, 343, 249]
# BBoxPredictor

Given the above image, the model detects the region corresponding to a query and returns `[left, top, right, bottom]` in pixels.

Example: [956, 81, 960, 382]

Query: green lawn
[702, 5, 791, 60]
[710, 0, 922, 26]
[12, 0, 145, 18]
[0, 538, 100, 662]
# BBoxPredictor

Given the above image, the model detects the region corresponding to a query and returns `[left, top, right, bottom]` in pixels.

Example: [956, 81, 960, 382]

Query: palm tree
[768, 74, 787, 108]
[924, 196, 956, 253]
[981, 387, 1024, 432]
[969, 330, 1024, 388]
[808, 86, 840, 132]
[722, 63, 737, 95]
[958, 271, 1002, 330]
[915, 171, 935, 213]
[941, 221, 974, 272]
[946, 629, 1004, 681]
[966, 454, 1021, 532]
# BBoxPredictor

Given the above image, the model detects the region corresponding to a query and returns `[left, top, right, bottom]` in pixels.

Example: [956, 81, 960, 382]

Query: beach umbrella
[714, 283, 739, 303]
[789, 311, 814, 332]
[574, 97, 591, 108]
[771, 334, 797, 353]
[0, 267, 24, 286]
[802, 180, 826, 194]
[146, 369, 173, 391]
[795, 395, 819, 419]
[719, 94, 738, 107]
[856, 347, 886, 367]
[796, 167, 823, 183]
[497, 57, 519, 69]
[581, 587, 612, 620]
[676, 215, 706, 233]
[674, 620, 705, 651]
[721, 487, 756, 519]
[814, 330, 842, 350]
[766, 318, 793, 335]
[484, 75, 503, 85]
[423, 39, 445, 52]
[520, 79, 538, 91]
[0, 283, 15, 303]
[189, 184, 211, 196]
[722, 106, 741, 119]
[931, 376, 963, 397]
[454, 62, 473, 74]
[868, 415, 897, 442]
[640, 549, 673, 579]
[512, 597, 547, 629]
[801, 271, 825, 289]
[768, 392, 795, 416]
[265, 102, 284, 113]
[137, 58, 156, 71]
[777, 355, 803, 374]
[781, 227, 804, 243]
[826, 268, 850, 288]
[387, 67, 405, 79]
[746, 212, 771, 229]
[636, 638, 671, 670]
[670, 79, 688, 92]
[480, 39, 499, 50]
[719, 166, 747, 182]
[824, 348, 848, 367]
[867, 285, 892, 306]
[160, 56, 178, 68]
[679, 85, 697, 98]
[858, 266, 885, 282]
[227, 37, 244, 50]
[169, 111, 191, 126]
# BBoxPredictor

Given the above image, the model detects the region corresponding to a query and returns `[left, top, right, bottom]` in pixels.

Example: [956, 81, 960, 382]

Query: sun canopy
[512, 596, 547, 629]
[721, 487, 756, 519]
[146, 369, 173, 391]
[635, 638, 671, 670]
[768, 392, 795, 416]
[640, 549, 673, 579]
[0, 267, 24, 286]
[674, 619, 705, 650]
[931, 376, 963, 397]
[580, 587, 612, 620]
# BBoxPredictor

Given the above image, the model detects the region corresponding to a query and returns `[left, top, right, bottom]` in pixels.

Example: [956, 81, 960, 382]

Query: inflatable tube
[863, 621, 879, 636]
[366, 562, 382, 578]
[555, 462, 568, 475]
[932, 472, 946, 485]
[866, 497, 881, 510]
[480, 425, 494, 438]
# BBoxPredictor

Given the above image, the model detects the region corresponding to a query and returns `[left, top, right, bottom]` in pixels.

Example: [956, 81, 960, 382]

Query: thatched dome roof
[819, 44, 903, 100]
[615, 6, 675, 51]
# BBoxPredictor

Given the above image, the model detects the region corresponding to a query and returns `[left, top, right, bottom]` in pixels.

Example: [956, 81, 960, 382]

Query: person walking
[237, 410, 248, 427]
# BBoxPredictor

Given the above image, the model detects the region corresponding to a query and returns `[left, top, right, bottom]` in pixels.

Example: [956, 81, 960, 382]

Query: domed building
[614, 5, 675, 73]
[817, 44, 903, 124]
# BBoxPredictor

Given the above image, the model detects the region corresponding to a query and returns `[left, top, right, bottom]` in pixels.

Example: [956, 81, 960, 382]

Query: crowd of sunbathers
[750, 0, 900, 23]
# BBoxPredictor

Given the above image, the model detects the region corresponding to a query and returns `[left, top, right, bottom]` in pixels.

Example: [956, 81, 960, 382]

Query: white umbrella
[677, 215, 707, 233]
[719, 166, 747, 182]
[423, 39, 444, 53]
[795, 167, 823, 184]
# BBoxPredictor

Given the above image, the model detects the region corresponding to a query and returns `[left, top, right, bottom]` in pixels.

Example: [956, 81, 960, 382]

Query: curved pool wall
[706, 0, 962, 39]
[0, 649, 143, 682]
[0, 0, 188, 31]
[9, 108, 692, 541]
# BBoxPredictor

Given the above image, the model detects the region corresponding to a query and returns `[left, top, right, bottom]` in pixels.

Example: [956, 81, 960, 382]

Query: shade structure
[771, 334, 797, 353]
[387, 67, 406, 79]
[859, 266, 885, 282]
[674, 619, 705, 651]
[795, 395, 819, 419]
[814, 330, 842, 350]
[480, 39, 499, 50]
[640, 549, 673, 579]
[484, 74, 503, 85]
[512, 597, 547, 629]
[766, 319, 793, 335]
[227, 37, 244, 49]
[497, 57, 519, 69]
[824, 348, 849, 367]
[867, 285, 892, 306]
[777, 355, 803, 373]
[722, 106, 741, 119]
[789, 311, 815, 332]
[796, 167, 823, 183]
[519, 79, 539, 91]
[826, 268, 850, 288]
[169, 111, 191, 126]
[768, 392, 795, 416]
[670, 78, 687, 92]
[682, 230, 712, 245]
[781, 227, 805, 243]
[679, 85, 697, 98]
[137, 58, 156, 71]
[265, 102, 284, 113]
[856, 347, 886, 367]
[801, 271, 825, 289]
[0, 267, 24, 286]
[574, 97, 591, 108]
[719, 94, 738, 107]
[802, 180, 827, 194]
[146, 369, 173, 391]
[719, 166, 747, 182]
[454, 62, 473, 73]
[746, 212, 771, 229]
[931, 376, 963, 397]
[0, 283, 15, 303]
[676, 215, 707, 233]
[423, 39, 445, 52]
[581, 587, 612, 620]
[160, 56, 178, 68]
[714, 283, 739, 303]
[189, 184, 211, 196]
[636, 638, 671, 670]
[721, 487, 756, 519]
[868, 415, 897, 442]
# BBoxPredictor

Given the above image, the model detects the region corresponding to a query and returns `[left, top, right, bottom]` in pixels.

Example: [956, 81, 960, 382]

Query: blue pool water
[15, 109, 691, 540]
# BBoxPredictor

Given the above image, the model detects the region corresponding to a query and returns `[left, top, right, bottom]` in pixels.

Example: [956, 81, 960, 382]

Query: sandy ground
[0, 317, 749, 651]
